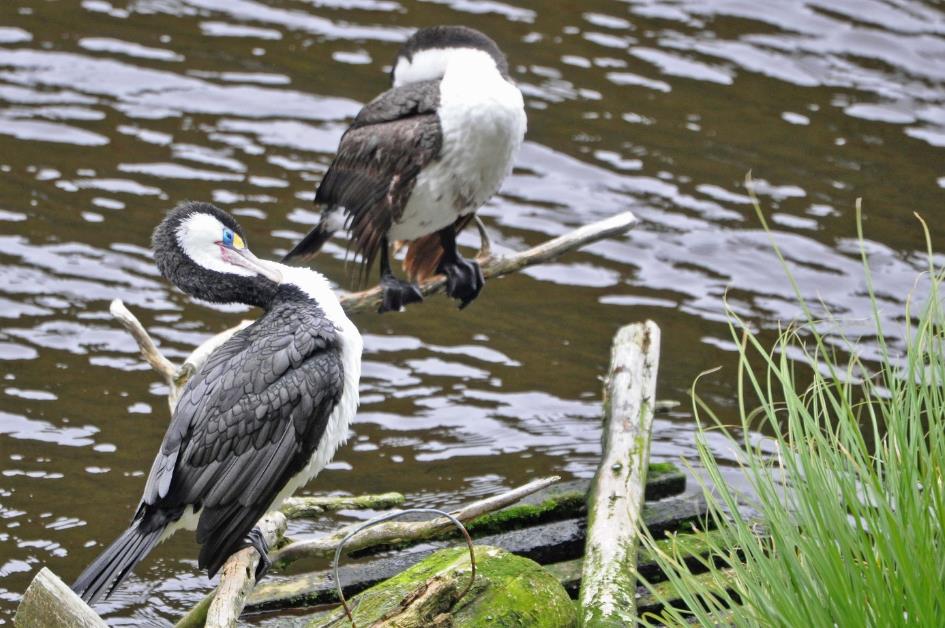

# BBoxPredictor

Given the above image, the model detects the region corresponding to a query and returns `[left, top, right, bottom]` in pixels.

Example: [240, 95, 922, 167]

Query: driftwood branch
[579, 321, 661, 626]
[341, 210, 638, 311]
[204, 512, 287, 628]
[115, 210, 637, 397]
[280, 491, 404, 519]
[273, 475, 560, 565]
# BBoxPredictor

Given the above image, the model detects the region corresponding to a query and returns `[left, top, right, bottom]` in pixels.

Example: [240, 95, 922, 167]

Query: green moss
[308, 546, 576, 627]
[465, 492, 585, 537]
[647, 461, 677, 475]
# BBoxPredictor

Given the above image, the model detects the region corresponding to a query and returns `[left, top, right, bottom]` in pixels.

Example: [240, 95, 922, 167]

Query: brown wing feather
[402, 214, 475, 282]
[315, 114, 441, 284]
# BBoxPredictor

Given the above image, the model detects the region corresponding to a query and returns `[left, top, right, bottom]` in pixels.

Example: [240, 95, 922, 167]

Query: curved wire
[331, 508, 477, 626]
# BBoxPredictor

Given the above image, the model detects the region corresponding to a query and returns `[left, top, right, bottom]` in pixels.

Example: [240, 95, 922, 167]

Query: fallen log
[347, 464, 684, 559]
[244, 492, 708, 613]
[174, 476, 560, 627]
[580, 321, 661, 626]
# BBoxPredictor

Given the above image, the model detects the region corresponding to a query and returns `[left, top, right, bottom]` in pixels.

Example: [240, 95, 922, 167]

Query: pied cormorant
[283, 25, 527, 313]
[71, 201, 362, 604]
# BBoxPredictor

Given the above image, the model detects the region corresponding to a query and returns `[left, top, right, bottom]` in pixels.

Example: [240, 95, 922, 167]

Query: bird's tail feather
[282, 213, 340, 263]
[71, 522, 164, 605]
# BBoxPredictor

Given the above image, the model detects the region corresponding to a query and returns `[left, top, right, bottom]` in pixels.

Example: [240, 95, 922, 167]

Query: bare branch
[339, 210, 637, 312]
[109, 299, 177, 385]
[280, 492, 405, 519]
[273, 475, 560, 565]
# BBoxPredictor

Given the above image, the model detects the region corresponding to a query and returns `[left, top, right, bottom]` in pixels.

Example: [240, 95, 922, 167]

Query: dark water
[1, 0, 942, 623]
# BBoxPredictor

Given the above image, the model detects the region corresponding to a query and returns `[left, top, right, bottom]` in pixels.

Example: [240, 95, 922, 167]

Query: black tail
[283, 219, 337, 263]
[71, 522, 165, 605]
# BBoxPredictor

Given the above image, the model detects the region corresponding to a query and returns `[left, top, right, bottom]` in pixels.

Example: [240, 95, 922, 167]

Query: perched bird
[71, 202, 362, 604]
[283, 25, 527, 313]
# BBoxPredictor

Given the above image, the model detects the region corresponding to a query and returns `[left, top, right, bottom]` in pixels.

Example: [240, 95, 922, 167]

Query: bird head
[152, 202, 283, 307]
[390, 25, 510, 87]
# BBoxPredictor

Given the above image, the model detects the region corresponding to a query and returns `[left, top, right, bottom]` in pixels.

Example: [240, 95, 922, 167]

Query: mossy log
[246, 492, 707, 612]
[306, 545, 577, 628]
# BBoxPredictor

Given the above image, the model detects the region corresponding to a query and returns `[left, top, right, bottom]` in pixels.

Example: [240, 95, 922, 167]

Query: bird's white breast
[273, 266, 362, 505]
[389, 58, 526, 241]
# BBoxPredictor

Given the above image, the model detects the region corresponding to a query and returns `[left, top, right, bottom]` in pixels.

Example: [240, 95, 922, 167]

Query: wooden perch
[341, 210, 638, 311]
[204, 512, 286, 628]
[579, 321, 661, 626]
[111, 210, 638, 400]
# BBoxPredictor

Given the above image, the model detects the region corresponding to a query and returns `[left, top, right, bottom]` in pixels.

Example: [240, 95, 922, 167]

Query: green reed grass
[639, 197, 945, 627]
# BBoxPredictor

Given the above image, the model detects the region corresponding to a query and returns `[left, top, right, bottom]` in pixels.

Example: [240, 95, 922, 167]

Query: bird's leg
[436, 225, 484, 309]
[378, 236, 423, 314]
[474, 215, 493, 260]
[246, 526, 271, 582]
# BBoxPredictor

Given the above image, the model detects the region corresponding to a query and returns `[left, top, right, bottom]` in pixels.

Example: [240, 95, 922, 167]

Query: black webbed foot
[438, 257, 484, 309]
[379, 274, 423, 314]
[246, 526, 271, 582]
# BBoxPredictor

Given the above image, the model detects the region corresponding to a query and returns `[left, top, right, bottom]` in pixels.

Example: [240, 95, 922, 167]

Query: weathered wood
[204, 511, 287, 628]
[176, 476, 559, 625]
[13, 567, 106, 628]
[306, 546, 576, 628]
[246, 493, 708, 612]
[580, 321, 661, 626]
[280, 491, 405, 519]
[349, 464, 684, 559]
[341, 210, 638, 312]
[273, 475, 560, 566]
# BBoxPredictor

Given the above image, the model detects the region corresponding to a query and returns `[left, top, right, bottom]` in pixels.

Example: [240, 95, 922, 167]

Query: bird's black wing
[139, 300, 344, 575]
[301, 81, 443, 276]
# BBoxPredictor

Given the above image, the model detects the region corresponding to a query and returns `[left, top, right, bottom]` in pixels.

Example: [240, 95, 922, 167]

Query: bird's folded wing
[138, 305, 344, 573]
[310, 81, 444, 276]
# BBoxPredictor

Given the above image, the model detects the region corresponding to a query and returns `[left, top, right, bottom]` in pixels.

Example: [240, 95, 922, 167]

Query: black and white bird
[71, 202, 362, 604]
[283, 25, 527, 313]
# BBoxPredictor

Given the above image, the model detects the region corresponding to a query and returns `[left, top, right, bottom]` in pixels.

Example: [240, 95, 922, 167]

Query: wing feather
[137, 300, 345, 575]
[313, 81, 443, 280]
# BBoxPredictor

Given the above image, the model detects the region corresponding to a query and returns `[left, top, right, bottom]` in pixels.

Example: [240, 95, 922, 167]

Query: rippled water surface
[1, 0, 943, 623]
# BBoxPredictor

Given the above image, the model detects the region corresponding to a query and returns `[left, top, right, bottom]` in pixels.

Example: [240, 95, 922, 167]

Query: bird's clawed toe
[379, 275, 423, 314]
[439, 258, 484, 309]
[246, 526, 271, 582]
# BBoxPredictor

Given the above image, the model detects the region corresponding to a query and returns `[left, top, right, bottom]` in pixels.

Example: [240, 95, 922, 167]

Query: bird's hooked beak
[222, 238, 284, 284]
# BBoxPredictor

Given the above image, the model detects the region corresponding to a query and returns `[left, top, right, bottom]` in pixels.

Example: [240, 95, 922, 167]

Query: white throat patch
[177, 213, 253, 278]
[392, 47, 502, 87]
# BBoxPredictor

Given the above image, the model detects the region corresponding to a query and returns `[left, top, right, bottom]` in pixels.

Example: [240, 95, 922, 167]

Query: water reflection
[1, 0, 942, 623]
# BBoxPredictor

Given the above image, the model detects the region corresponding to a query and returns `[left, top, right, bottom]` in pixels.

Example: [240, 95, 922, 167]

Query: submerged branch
[272, 475, 560, 565]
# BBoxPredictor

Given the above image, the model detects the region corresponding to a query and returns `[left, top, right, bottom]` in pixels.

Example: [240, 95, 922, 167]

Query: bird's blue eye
[222, 228, 234, 246]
